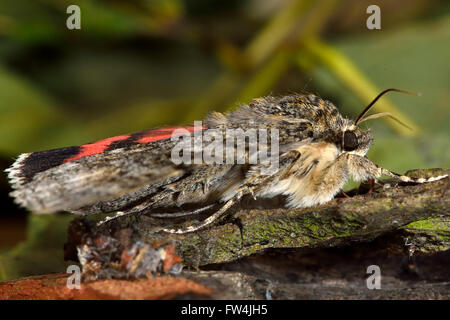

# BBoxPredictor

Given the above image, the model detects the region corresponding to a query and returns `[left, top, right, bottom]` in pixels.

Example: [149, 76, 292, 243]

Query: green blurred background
[0, 0, 449, 280]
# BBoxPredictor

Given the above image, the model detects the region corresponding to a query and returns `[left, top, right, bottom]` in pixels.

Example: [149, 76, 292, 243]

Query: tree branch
[80, 169, 449, 268]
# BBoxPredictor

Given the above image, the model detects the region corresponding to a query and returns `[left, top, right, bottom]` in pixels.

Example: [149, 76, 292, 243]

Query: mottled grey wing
[3, 125, 214, 215]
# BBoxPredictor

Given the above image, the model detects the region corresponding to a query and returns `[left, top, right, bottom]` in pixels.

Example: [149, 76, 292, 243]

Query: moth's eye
[343, 131, 358, 151]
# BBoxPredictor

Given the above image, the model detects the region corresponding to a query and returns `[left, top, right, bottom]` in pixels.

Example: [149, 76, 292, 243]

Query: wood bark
[96, 169, 449, 267]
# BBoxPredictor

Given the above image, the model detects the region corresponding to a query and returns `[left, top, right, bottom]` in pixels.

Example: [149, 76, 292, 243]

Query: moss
[404, 218, 450, 233]
[137, 173, 448, 266]
[401, 217, 450, 253]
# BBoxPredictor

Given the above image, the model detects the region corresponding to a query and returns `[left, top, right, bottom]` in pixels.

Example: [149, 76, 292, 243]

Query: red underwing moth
[6, 89, 448, 233]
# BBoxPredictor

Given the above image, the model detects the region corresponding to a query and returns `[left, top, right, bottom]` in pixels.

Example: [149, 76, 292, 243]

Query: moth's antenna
[355, 88, 419, 126]
[357, 112, 412, 131]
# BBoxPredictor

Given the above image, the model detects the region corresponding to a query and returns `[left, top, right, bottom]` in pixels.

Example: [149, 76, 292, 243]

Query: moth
[6, 89, 447, 234]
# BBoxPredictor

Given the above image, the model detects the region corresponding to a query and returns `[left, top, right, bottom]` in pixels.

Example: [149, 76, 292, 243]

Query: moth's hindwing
[6, 126, 203, 213]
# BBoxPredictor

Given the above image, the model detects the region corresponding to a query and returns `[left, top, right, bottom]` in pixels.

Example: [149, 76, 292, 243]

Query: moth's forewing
[6, 126, 203, 213]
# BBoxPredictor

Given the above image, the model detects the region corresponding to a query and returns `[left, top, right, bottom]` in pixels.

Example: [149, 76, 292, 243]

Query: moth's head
[342, 88, 418, 156]
[340, 125, 372, 156]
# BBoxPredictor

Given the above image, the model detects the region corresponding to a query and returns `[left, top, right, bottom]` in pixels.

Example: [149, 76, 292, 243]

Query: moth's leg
[96, 211, 132, 226]
[338, 189, 350, 198]
[358, 178, 375, 194]
[163, 198, 235, 234]
[97, 203, 217, 227]
[347, 154, 448, 183]
[151, 204, 215, 218]
[378, 167, 448, 183]
[344, 154, 379, 182]
[97, 202, 218, 228]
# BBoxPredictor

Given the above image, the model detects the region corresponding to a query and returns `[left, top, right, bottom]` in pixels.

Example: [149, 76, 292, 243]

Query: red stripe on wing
[62, 125, 204, 163]
[137, 125, 204, 143]
[63, 134, 130, 163]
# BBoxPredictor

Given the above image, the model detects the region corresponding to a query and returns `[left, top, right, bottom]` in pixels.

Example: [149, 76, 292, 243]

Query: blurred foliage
[0, 0, 449, 280]
[0, 214, 73, 280]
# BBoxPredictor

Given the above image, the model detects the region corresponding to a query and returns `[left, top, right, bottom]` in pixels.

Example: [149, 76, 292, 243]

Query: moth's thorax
[253, 97, 374, 208]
